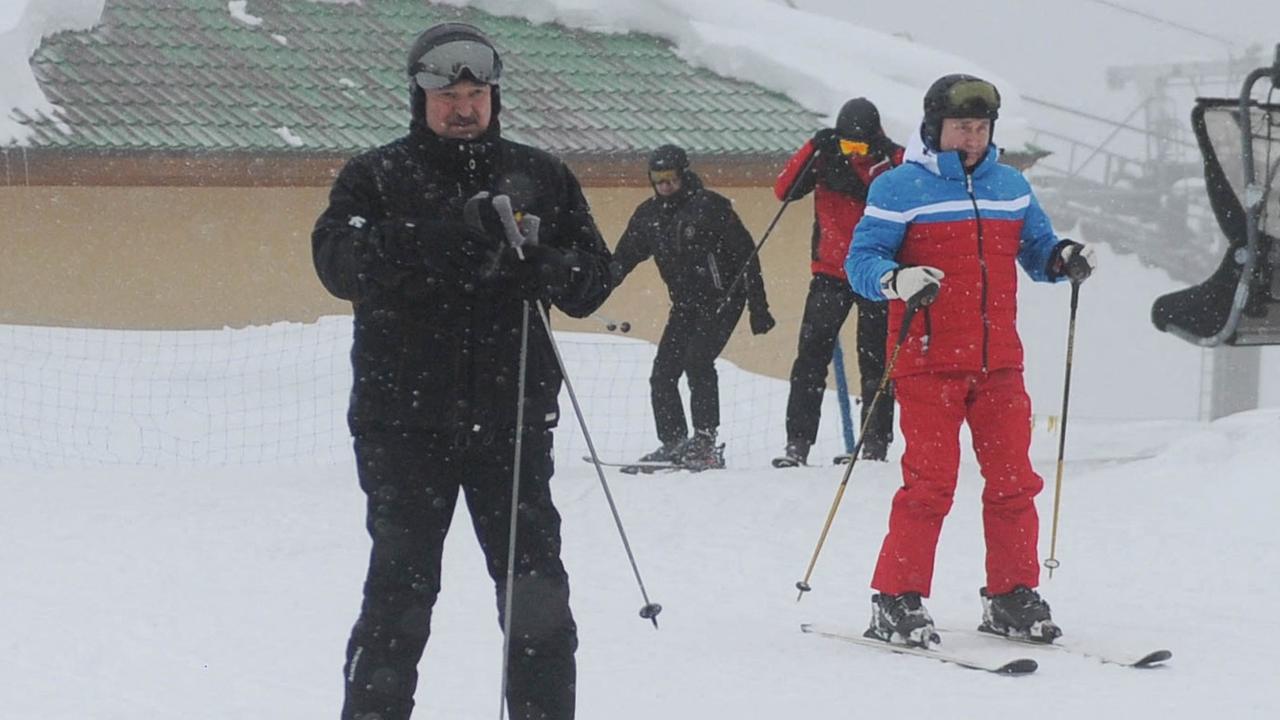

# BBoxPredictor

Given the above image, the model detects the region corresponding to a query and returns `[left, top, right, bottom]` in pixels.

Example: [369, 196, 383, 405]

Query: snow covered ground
[2, 415, 1278, 718]
[2, 313, 1278, 718]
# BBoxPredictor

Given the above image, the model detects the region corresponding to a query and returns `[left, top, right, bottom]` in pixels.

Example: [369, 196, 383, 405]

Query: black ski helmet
[835, 97, 883, 141]
[648, 144, 689, 173]
[406, 22, 502, 124]
[921, 74, 1000, 151]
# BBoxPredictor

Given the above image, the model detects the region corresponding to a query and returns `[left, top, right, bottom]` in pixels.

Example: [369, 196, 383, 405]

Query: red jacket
[774, 138, 904, 280]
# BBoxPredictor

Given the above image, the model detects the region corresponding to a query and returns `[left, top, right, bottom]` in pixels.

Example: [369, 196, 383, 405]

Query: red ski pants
[871, 368, 1043, 597]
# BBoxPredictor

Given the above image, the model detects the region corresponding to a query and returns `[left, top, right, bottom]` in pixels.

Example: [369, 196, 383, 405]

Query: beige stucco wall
[0, 183, 860, 383]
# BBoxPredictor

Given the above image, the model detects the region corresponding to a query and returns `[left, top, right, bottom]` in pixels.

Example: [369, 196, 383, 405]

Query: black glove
[812, 128, 840, 157]
[1049, 240, 1097, 282]
[749, 307, 776, 335]
[809, 128, 868, 196]
[499, 243, 585, 300]
[463, 192, 507, 243]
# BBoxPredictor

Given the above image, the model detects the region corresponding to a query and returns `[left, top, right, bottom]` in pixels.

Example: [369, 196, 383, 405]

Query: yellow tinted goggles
[649, 169, 680, 183]
[839, 139, 870, 156]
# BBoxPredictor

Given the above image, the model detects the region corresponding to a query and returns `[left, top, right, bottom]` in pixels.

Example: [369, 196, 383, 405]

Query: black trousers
[784, 274, 894, 452]
[342, 429, 577, 720]
[650, 296, 745, 444]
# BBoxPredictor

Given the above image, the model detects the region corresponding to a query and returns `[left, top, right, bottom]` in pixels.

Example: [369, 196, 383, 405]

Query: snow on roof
[0, 0, 105, 146]
[439, 0, 1030, 147]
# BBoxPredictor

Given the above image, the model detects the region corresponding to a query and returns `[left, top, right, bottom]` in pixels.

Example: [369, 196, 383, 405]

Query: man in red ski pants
[845, 74, 1097, 648]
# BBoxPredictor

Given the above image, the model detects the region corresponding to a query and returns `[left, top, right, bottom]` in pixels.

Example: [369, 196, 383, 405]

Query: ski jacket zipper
[965, 173, 990, 372]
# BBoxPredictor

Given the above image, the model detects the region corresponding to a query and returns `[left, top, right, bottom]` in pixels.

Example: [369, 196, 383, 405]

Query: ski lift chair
[1152, 44, 1280, 346]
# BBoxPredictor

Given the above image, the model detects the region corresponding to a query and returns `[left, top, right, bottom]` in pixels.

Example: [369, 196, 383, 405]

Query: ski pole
[831, 337, 857, 456]
[713, 147, 823, 316]
[525, 284, 662, 627]
[795, 286, 936, 601]
[488, 196, 660, 626]
[1044, 273, 1086, 578]
[497, 300, 532, 720]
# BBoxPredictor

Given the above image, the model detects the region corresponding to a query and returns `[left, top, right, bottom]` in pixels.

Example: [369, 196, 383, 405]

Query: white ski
[801, 623, 1038, 675]
[942, 627, 1172, 668]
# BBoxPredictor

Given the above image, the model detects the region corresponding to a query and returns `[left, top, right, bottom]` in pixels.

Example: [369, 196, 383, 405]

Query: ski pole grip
[895, 285, 936, 344]
[1065, 253, 1092, 283]
[908, 283, 939, 308]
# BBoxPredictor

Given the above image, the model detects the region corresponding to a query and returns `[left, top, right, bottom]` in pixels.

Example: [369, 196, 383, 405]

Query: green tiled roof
[19, 0, 818, 157]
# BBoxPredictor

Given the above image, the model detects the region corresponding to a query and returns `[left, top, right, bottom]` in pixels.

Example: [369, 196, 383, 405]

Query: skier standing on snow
[611, 145, 776, 471]
[772, 98, 904, 468]
[845, 74, 1096, 648]
[311, 23, 611, 720]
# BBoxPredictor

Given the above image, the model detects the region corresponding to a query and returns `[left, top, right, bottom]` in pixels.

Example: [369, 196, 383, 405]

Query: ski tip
[1132, 649, 1172, 667]
[998, 658, 1039, 675]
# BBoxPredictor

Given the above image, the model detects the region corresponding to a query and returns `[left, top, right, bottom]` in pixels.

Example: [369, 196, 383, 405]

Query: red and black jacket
[774, 136, 904, 280]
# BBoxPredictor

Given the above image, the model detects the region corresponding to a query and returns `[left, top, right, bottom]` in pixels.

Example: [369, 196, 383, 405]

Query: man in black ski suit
[611, 144, 775, 470]
[311, 23, 612, 720]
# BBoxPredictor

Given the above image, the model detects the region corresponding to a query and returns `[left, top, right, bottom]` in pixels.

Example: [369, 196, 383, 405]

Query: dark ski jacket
[611, 171, 769, 314]
[312, 117, 613, 436]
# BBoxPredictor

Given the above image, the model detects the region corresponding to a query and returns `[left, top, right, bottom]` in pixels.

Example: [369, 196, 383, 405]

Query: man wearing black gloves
[772, 98, 904, 467]
[612, 144, 775, 471]
[311, 22, 611, 720]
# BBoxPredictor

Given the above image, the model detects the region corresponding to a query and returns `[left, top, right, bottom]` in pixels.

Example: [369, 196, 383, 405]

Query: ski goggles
[943, 79, 1000, 118]
[411, 39, 502, 90]
[649, 169, 680, 183]
[839, 139, 870, 156]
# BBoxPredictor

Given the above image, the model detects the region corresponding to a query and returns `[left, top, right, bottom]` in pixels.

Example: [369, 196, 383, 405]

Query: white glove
[1059, 242, 1096, 282]
[880, 265, 944, 303]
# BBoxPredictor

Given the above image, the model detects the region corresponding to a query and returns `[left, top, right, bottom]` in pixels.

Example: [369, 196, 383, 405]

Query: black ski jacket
[611, 172, 769, 313]
[312, 120, 612, 436]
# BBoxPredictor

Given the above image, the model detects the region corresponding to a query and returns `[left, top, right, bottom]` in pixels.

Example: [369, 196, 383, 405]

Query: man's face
[939, 117, 991, 168]
[651, 169, 682, 197]
[424, 80, 492, 140]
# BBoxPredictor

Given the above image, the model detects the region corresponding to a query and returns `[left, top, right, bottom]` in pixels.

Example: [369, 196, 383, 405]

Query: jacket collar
[408, 120, 501, 196]
[904, 123, 999, 181]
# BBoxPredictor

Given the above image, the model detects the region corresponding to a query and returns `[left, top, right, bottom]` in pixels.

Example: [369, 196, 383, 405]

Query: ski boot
[621, 438, 686, 474]
[863, 592, 941, 648]
[638, 439, 684, 463]
[678, 430, 725, 472]
[978, 585, 1063, 643]
[771, 439, 810, 468]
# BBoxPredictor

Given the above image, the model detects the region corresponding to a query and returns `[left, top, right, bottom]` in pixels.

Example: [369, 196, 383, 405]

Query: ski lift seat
[1152, 84, 1280, 347]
